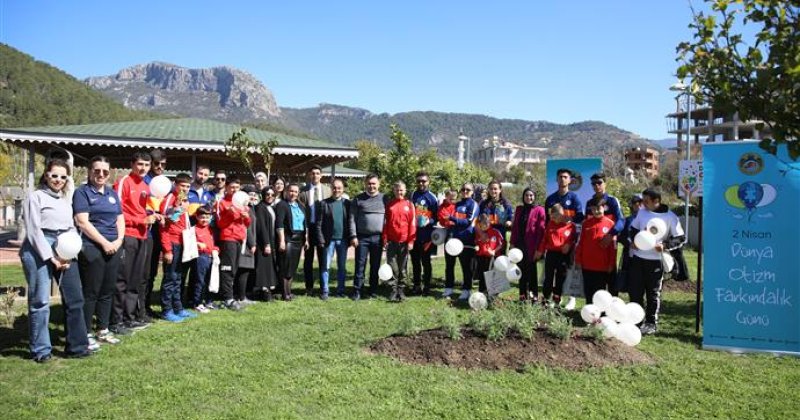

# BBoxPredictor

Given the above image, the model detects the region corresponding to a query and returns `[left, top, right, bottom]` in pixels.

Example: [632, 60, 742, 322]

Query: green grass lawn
[1, 250, 799, 419]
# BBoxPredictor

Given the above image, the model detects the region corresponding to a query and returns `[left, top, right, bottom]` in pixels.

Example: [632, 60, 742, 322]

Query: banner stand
[695, 197, 703, 334]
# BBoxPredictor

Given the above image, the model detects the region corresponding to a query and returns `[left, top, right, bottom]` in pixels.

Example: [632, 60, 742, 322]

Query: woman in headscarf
[510, 188, 546, 302]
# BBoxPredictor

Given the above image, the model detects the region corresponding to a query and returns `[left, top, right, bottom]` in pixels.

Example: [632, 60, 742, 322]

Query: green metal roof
[10, 117, 350, 150]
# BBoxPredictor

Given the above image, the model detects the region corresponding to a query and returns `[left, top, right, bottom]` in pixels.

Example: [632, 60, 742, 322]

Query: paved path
[0, 230, 20, 266]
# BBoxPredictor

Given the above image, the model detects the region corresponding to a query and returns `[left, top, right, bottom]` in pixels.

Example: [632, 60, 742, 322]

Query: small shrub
[438, 308, 463, 340]
[512, 304, 536, 340]
[468, 310, 492, 336]
[397, 314, 423, 336]
[485, 310, 509, 342]
[582, 324, 607, 342]
[1, 289, 18, 327]
[546, 315, 573, 340]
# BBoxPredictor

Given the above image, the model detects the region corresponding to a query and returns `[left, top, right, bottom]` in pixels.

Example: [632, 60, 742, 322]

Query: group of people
[20, 148, 684, 363]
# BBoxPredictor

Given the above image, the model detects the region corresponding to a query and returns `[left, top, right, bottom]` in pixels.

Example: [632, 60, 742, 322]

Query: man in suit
[298, 164, 332, 295]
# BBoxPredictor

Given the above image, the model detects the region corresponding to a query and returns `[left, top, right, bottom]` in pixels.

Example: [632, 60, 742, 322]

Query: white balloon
[599, 316, 620, 339]
[592, 290, 613, 312]
[468, 292, 488, 310]
[607, 298, 629, 323]
[646, 218, 668, 240]
[580, 304, 602, 324]
[634, 231, 657, 251]
[378, 264, 394, 282]
[431, 228, 447, 246]
[617, 322, 642, 346]
[148, 175, 172, 199]
[507, 248, 523, 264]
[55, 231, 83, 260]
[232, 191, 250, 209]
[494, 255, 511, 272]
[625, 302, 646, 324]
[445, 238, 464, 256]
[505, 265, 522, 281]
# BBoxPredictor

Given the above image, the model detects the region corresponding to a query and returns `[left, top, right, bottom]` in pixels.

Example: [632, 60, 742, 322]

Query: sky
[0, 0, 702, 140]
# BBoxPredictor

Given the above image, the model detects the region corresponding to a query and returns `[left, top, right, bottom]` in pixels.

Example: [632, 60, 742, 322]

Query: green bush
[546, 315, 573, 340]
[396, 314, 423, 336]
[438, 308, 463, 340]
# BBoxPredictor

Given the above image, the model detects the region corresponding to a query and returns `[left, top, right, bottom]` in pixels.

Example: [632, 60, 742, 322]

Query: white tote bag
[181, 212, 199, 263]
[562, 266, 584, 297]
[208, 256, 220, 293]
[484, 258, 511, 296]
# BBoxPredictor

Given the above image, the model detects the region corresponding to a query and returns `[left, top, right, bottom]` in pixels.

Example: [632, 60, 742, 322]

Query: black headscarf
[521, 187, 536, 210]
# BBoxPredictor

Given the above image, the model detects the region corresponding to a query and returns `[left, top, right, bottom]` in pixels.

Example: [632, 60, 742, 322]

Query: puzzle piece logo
[725, 182, 776, 222]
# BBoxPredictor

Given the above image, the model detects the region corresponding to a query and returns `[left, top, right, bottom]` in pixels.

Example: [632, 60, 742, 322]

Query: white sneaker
[87, 335, 101, 352]
[96, 329, 120, 344]
[194, 304, 210, 314]
[441, 288, 454, 298]
[458, 289, 471, 301]
[564, 296, 577, 311]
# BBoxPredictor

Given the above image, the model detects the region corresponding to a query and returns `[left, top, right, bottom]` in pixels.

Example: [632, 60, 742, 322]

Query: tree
[677, 0, 800, 158]
[224, 128, 279, 178]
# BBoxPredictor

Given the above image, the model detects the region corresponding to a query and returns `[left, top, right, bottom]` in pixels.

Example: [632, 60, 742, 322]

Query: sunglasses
[93, 169, 110, 176]
[461, 188, 472, 192]
[153, 161, 167, 167]
[215, 177, 226, 182]
[48, 173, 68, 181]
[417, 179, 429, 183]
[591, 181, 604, 186]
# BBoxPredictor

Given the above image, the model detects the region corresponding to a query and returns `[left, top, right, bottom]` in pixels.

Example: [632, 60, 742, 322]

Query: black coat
[314, 196, 353, 246]
[274, 200, 307, 238]
[255, 202, 278, 289]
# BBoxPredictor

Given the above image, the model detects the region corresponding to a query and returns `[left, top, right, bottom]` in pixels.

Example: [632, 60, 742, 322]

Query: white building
[472, 136, 547, 172]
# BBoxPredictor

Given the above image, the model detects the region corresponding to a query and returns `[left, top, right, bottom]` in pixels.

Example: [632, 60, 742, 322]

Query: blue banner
[703, 142, 800, 355]
[545, 158, 603, 208]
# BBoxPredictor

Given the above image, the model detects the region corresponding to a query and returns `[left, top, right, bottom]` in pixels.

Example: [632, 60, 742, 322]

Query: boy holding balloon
[628, 188, 685, 335]
[574, 198, 617, 304]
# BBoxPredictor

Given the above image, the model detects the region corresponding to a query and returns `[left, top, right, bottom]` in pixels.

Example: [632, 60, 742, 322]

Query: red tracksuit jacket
[474, 227, 504, 257]
[114, 172, 149, 239]
[537, 220, 576, 254]
[437, 200, 456, 229]
[195, 224, 218, 254]
[159, 192, 189, 254]
[215, 195, 251, 242]
[575, 216, 617, 272]
[382, 198, 417, 245]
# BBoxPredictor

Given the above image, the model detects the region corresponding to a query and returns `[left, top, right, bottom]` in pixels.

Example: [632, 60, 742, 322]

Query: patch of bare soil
[369, 328, 654, 371]
[662, 279, 698, 293]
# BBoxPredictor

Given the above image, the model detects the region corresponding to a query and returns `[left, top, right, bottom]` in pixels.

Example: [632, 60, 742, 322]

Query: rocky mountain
[85, 62, 656, 158]
[85, 62, 280, 122]
[279, 104, 654, 158]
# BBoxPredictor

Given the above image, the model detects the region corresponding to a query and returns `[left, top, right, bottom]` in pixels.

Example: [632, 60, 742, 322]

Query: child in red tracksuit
[437, 189, 457, 230]
[575, 198, 617, 304]
[191, 205, 219, 313]
[535, 204, 575, 305]
[158, 173, 196, 322]
[383, 181, 417, 302]
[215, 177, 252, 311]
[473, 214, 504, 294]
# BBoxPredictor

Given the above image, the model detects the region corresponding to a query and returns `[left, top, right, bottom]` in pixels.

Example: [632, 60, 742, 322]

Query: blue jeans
[354, 234, 382, 293]
[192, 253, 212, 307]
[161, 243, 186, 314]
[323, 239, 348, 295]
[20, 236, 88, 358]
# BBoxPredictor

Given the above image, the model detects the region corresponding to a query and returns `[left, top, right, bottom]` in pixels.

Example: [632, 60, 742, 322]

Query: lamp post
[670, 80, 692, 244]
